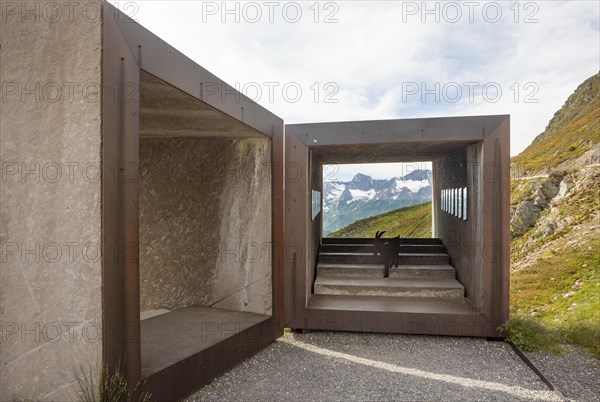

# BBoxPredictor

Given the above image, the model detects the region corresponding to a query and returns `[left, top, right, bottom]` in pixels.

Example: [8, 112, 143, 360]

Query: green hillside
[508, 72, 600, 358]
[512, 72, 600, 175]
[327, 201, 432, 238]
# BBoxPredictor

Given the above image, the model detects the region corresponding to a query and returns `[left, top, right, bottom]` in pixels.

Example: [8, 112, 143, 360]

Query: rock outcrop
[510, 173, 562, 237]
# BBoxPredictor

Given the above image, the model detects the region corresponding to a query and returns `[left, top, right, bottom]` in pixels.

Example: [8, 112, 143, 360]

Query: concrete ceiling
[139, 70, 264, 139]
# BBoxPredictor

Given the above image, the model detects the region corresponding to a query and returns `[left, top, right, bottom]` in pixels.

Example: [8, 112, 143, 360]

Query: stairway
[313, 238, 465, 300]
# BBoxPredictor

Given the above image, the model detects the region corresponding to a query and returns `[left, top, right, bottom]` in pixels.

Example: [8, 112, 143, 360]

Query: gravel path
[185, 331, 564, 401]
[526, 345, 600, 401]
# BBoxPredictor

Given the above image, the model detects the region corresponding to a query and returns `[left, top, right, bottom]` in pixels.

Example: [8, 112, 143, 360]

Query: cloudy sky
[110, 1, 599, 180]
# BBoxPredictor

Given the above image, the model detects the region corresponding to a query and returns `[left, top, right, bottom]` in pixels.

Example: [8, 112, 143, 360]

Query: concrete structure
[0, 2, 509, 400]
[1, 2, 284, 400]
[284, 117, 510, 336]
[1, 3, 103, 400]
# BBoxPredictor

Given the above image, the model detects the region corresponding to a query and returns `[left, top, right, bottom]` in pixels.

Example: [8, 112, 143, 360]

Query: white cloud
[114, 1, 600, 156]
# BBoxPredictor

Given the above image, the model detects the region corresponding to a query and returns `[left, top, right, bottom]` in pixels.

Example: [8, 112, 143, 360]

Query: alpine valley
[323, 169, 432, 235]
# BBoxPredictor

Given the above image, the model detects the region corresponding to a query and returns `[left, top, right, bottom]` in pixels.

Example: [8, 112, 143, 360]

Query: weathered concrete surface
[139, 137, 272, 315]
[0, 2, 103, 400]
[140, 71, 263, 138]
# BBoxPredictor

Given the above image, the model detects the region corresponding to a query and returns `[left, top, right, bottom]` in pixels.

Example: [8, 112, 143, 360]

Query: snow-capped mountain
[323, 170, 432, 235]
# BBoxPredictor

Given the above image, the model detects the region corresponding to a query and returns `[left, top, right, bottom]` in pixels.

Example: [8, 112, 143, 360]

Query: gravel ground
[185, 331, 565, 401]
[525, 345, 600, 402]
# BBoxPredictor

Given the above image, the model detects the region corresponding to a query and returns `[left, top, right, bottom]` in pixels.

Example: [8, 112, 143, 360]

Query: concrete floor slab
[141, 306, 270, 377]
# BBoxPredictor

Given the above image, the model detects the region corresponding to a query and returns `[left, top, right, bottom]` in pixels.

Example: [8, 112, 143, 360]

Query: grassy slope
[508, 72, 600, 358]
[327, 201, 432, 238]
[510, 235, 600, 358]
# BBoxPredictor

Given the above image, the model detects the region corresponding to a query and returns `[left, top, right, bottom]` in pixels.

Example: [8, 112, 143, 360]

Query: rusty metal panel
[271, 122, 286, 330]
[288, 115, 507, 147]
[483, 116, 511, 328]
[303, 309, 499, 337]
[101, 4, 141, 387]
[284, 132, 309, 327]
[284, 115, 511, 337]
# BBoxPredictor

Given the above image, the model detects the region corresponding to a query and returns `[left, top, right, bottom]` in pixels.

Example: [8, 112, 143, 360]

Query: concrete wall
[0, 2, 103, 399]
[433, 143, 484, 309]
[139, 137, 272, 315]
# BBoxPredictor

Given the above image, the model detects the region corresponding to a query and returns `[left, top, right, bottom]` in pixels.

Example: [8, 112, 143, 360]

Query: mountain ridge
[323, 169, 432, 235]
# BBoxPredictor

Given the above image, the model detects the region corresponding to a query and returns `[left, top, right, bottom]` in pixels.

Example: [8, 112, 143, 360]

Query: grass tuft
[504, 317, 563, 354]
[73, 365, 151, 402]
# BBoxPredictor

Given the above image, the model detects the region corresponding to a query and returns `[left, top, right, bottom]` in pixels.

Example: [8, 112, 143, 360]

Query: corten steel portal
[102, 4, 284, 400]
[284, 116, 510, 337]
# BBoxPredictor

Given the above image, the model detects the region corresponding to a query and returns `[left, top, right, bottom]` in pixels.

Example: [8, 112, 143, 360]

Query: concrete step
[317, 263, 385, 278]
[320, 244, 446, 254]
[313, 276, 464, 300]
[390, 264, 456, 279]
[317, 263, 456, 279]
[397, 253, 450, 265]
[322, 237, 443, 245]
[399, 244, 447, 254]
[319, 252, 449, 265]
[308, 294, 478, 315]
[320, 244, 373, 253]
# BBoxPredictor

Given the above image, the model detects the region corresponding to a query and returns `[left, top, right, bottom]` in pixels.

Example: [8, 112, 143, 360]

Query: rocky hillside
[510, 71, 599, 248]
[323, 170, 432, 235]
[509, 71, 599, 357]
[512, 72, 600, 175]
